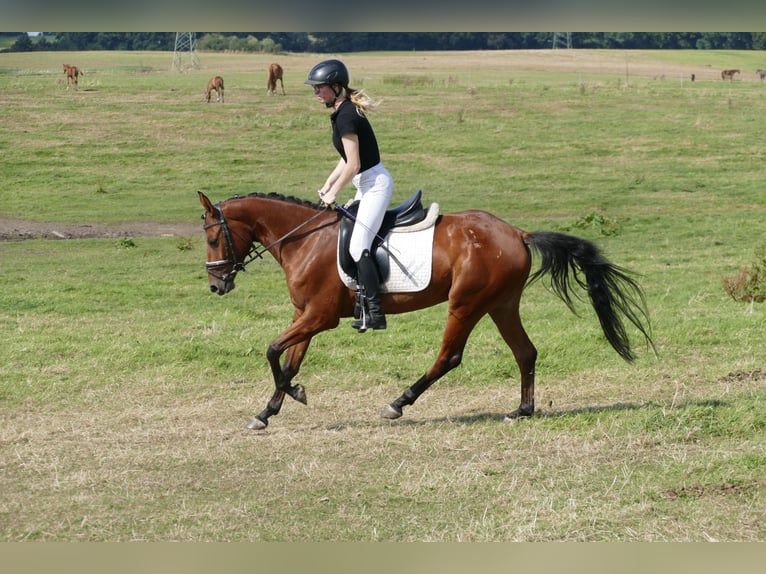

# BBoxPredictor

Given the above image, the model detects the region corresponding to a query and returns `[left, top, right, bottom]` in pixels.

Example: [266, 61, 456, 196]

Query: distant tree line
[5, 32, 766, 52]
[3, 32, 176, 52]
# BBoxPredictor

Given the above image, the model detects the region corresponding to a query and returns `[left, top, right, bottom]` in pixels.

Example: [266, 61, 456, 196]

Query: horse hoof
[380, 404, 403, 420]
[246, 417, 268, 430]
[292, 384, 307, 405]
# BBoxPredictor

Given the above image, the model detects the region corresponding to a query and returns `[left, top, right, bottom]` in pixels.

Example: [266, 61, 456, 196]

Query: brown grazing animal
[206, 76, 224, 103]
[267, 63, 285, 96]
[63, 64, 83, 90]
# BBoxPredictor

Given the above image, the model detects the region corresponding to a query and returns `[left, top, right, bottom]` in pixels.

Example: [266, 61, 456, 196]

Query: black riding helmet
[304, 59, 349, 87]
[306, 59, 349, 107]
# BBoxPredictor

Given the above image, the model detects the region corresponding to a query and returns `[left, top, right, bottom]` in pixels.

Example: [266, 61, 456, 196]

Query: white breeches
[349, 162, 394, 262]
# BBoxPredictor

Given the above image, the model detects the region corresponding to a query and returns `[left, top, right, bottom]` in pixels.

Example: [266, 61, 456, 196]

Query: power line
[172, 33, 200, 72]
[552, 33, 572, 49]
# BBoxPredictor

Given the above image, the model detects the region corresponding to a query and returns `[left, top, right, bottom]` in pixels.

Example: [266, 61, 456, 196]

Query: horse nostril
[210, 285, 218, 293]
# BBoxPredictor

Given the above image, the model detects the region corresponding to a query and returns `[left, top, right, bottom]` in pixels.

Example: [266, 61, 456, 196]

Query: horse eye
[208, 238, 220, 248]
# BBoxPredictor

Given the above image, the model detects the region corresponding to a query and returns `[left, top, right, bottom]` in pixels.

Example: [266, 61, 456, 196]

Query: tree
[752, 32, 766, 50]
[10, 33, 33, 52]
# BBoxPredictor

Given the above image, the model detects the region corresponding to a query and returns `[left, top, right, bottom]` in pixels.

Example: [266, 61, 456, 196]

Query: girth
[338, 189, 426, 280]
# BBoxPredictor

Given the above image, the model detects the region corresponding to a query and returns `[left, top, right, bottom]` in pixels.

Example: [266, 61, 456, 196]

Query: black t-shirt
[330, 99, 381, 173]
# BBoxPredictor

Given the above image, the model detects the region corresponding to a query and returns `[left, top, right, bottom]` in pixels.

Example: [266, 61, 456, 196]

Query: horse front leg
[247, 388, 286, 430]
[268, 340, 309, 404]
[246, 338, 311, 430]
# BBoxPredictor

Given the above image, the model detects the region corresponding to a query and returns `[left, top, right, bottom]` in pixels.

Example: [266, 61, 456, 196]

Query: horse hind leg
[382, 312, 479, 420]
[488, 300, 537, 421]
[383, 292, 537, 424]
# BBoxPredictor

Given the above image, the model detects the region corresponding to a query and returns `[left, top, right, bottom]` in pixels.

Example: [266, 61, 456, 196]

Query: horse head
[199, 192, 254, 295]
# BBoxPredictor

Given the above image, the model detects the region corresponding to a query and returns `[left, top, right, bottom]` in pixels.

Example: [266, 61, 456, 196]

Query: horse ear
[198, 191, 216, 215]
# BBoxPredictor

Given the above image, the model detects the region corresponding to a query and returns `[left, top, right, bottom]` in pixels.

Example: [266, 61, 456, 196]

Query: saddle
[338, 190, 427, 281]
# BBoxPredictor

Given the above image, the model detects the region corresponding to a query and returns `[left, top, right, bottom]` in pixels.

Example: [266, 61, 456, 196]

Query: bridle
[202, 201, 330, 284]
[202, 205, 255, 285]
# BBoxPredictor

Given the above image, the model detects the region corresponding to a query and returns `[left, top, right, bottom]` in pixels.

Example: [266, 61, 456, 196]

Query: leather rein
[203, 202, 330, 282]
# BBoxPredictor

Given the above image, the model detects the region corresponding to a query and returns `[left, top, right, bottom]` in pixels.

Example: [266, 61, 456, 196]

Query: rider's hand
[318, 189, 337, 206]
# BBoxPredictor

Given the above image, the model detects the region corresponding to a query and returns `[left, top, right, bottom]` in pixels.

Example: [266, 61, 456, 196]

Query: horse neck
[226, 196, 330, 258]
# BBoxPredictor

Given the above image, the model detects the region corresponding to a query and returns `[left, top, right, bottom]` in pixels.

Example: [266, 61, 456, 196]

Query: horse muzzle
[206, 263, 238, 295]
[209, 278, 236, 295]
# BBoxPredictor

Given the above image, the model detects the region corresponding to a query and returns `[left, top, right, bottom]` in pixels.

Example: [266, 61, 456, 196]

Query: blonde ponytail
[346, 87, 378, 116]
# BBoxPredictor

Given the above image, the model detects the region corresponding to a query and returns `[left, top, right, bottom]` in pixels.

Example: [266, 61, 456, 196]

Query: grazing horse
[199, 191, 654, 430]
[206, 76, 224, 103]
[757, 69, 766, 81]
[267, 63, 285, 96]
[721, 69, 740, 80]
[63, 64, 82, 90]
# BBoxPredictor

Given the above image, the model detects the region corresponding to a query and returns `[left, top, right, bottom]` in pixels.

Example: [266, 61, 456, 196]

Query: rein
[204, 202, 330, 281]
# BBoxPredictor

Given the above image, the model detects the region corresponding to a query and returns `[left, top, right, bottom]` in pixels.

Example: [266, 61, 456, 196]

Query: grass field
[0, 49, 765, 542]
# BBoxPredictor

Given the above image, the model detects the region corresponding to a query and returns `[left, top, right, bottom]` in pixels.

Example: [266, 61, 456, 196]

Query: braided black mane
[224, 192, 323, 210]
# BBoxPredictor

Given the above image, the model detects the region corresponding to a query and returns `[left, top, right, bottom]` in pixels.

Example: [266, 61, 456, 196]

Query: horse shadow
[319, 398, 729, 431]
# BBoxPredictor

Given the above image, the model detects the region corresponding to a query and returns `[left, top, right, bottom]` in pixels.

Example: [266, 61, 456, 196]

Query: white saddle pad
[337, 203, 438, 293]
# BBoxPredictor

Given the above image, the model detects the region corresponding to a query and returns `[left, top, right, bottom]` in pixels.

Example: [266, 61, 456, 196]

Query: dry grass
[3, 365, 764, 541]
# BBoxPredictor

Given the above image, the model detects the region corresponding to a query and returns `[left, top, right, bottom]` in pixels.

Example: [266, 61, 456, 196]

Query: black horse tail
[524, 231, 655, 362]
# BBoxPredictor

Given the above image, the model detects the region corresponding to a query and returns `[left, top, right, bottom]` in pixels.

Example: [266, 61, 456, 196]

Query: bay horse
[206, 76, 224, 103]
[757, 69, 766, 81]
[199, 191, 654, 430]
[721, 69, 740, 80]
[63, 64, 82, 90]
[267, 63, 285, 96]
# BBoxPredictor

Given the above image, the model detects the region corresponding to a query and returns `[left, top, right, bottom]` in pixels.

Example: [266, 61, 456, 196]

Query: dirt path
[0, 219, 200, 241]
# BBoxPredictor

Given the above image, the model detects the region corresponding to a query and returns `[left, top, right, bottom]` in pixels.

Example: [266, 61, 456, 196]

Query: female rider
[305, 59, 394, 331]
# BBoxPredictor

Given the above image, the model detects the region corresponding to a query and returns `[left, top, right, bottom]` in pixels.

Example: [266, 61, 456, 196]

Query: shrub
[723, 244, 766, 302]
[571, 212, 621, 236]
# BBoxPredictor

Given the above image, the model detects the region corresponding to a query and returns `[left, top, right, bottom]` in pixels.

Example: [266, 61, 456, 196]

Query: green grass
[0, 50, 765, 541]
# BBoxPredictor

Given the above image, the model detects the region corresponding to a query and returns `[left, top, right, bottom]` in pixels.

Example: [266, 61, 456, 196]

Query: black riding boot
[351, 250, 387, 332]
